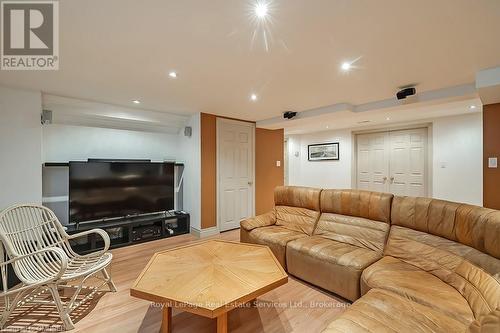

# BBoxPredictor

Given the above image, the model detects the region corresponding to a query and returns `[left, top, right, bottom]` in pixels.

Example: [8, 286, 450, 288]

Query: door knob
[383, 176, 387, 183]
[248, 181, 253, 186]
[390, 176, 394, 183]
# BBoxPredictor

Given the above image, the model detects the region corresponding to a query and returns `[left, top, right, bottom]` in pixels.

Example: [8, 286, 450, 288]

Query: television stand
[66, 212, 190, 254]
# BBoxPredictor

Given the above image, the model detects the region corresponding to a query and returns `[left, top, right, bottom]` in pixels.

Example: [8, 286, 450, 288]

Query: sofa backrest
[387, 196, 500, 319]
[314, 189, 394, 252]
[274, 186, 321, 235]
[320, 189, 393, 223]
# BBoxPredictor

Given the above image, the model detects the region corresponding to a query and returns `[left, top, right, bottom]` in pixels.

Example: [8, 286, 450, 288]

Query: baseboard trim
[190, 226, 220, 238]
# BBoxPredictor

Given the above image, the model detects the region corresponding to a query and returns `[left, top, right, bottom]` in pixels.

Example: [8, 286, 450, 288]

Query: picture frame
[308, 142, 339, 161]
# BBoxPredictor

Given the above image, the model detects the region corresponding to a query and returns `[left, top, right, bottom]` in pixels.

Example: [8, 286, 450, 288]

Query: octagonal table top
[130, 240, 288, 318]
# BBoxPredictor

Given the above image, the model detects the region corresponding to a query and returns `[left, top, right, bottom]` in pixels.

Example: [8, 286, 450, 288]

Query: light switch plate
[276, 160, 281, 167]
[488, 157, 498, 168]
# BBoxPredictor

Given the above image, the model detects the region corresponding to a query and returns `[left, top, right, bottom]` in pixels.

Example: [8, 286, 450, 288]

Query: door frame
[352, 123, 433, 197]
[216, 118, 256, 232]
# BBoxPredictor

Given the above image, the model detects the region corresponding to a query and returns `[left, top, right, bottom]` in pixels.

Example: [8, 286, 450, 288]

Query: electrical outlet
[276, 160, 281, 167]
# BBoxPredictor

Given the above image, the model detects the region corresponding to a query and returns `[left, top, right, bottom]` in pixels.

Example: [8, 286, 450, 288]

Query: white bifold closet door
[357, 128, 427, 197]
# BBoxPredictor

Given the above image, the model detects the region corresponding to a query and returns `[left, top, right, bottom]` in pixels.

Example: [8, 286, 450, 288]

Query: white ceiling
[1, 0, 500, 122]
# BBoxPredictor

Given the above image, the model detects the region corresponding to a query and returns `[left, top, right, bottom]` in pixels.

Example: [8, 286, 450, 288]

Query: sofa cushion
[314, 213, 389, 252]
[242, 225, 307, 268]
[467, 308, 500, 333]
[286, 236, 382, 301]
[273, 186, 322, 235]
[274, 185, 322, 211]
[391, 196, 500, 259]
[361, 256, 474, 324]
[384, 225, 500, 319]
[321, 189, 393, 223]
[275, 205, 320, 236]
[322, 289, 469, 333]
[240, 211, 276, 231]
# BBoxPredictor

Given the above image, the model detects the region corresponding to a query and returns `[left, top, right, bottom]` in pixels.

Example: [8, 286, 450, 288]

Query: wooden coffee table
[130, 240, 288, 333]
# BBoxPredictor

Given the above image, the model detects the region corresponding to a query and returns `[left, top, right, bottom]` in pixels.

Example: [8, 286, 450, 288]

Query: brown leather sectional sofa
[240, 186, 500, 333]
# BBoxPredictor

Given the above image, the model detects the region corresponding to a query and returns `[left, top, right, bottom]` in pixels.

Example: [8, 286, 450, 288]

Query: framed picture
[308, 142, 339, 161]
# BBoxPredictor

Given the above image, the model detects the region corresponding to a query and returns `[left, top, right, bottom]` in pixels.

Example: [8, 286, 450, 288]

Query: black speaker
[41, 109, 53, 124]
[396, 87, 416, 100]
[283, 111, 297, 119]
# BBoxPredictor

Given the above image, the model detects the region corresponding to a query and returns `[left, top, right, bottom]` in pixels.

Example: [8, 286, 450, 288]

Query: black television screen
[69, 161, 174, 223]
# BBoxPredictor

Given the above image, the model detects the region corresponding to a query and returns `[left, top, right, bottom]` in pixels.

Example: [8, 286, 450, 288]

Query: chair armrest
[68, 228, 111, 253]
[2, 247, 68, 284]
[240, 211, 276, 231]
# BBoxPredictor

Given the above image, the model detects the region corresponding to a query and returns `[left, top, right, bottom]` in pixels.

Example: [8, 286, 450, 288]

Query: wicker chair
[0, 204, 116, 330]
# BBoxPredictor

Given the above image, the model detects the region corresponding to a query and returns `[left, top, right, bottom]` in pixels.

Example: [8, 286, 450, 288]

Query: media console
[66, 212, 190, 254]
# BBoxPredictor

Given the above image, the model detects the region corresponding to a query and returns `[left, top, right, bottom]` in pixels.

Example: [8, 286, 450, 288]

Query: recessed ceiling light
[250, 93, 258, 102]
[469, 105, 477, 110]
[254, 2, 269, 18]
[168, 71, 177, 78]
[326, 126, 329, 129]
[386, 117, 391, 121]
[340, 57, 362, 72]
[341, 62, 352, 71]
[132, 99, 141, 104]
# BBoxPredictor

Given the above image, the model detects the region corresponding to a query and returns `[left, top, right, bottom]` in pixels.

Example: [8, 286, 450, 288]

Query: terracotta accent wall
[200, 113, 283, 229]
[483, 103, 500, 209]
[200, 113, 217, 229]
[255, 128, 284, 214]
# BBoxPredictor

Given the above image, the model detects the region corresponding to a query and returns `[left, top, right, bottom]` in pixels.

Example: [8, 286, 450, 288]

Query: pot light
[469, 105, 476, 110]
[254, 2, 269, 18]
[250, 93, 258, 102]
[340, 57, 362, 72]
[168, 71, 177, 78]
[386, 117, 391, 121]
[132, 99, 141, 104]
[341, 62, 352, 72]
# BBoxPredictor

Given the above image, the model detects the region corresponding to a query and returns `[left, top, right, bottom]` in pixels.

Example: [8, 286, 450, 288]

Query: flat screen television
[69, 161, 175, 223]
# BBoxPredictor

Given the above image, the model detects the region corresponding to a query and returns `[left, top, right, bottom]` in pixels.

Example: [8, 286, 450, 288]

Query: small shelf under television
[67, 211, 190, 254]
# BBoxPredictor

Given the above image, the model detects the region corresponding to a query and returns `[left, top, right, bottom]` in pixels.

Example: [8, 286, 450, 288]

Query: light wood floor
[4, 230, 349, 333]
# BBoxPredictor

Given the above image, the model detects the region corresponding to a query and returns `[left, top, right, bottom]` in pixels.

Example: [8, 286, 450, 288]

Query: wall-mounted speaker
[41, 110, 53, 125]
[184, 126, 192, 137]
[396, 87, 416, 100]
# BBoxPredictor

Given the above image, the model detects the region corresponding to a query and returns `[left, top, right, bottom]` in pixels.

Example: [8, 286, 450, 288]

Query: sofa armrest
[240, 211, 276, 231]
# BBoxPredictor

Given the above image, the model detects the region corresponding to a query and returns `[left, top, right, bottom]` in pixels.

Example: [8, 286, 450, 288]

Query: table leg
[217, 312, 228, 333]
[160, 306, 172, 333]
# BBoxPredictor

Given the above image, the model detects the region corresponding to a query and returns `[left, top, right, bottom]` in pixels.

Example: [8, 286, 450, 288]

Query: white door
[217, 119, 255, 231]
[388, 128, 427, 197]
[357, 132, 390, 192]
[356, 128, 427, 197]
[284, 139, 289, 185]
